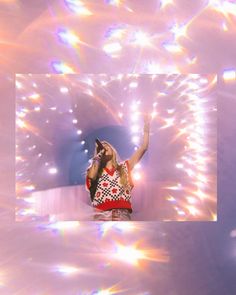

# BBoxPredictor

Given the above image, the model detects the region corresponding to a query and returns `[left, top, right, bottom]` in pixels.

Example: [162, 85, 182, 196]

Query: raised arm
[128, 114, 151, 170]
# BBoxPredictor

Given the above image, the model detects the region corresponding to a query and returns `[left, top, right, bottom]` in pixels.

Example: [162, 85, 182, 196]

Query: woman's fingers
[97, 149, 105, 157]
[144, 113, 151, 125]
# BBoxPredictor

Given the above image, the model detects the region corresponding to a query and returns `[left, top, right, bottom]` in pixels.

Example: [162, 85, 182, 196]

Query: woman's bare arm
[128, 114, 150, 170]
[87, 149, 105, 180]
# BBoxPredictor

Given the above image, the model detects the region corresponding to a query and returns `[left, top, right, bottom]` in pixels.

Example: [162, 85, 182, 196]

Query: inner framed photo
[15, 74, 217, 221]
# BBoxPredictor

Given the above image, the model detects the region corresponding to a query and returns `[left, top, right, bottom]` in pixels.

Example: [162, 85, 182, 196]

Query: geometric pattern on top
[92, 161, 132, 206]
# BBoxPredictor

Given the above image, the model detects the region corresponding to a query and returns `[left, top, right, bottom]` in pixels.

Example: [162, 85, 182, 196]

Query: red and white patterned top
[86, 160, 134, 212]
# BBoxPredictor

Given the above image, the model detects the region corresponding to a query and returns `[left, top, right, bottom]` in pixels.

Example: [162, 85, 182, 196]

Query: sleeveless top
[86, 160, 134, 213]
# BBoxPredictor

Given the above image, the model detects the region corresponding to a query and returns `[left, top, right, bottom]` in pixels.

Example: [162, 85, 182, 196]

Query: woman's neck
[105, 160, 114, 169]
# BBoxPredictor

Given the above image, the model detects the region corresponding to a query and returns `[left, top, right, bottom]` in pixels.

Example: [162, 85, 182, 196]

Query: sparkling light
[18, 208, 36, 216]
[48, 221, 80, 230]
[48, 168, 58, 174]
[16, 119, 26, 128]
[131, 112, 140, 121]
[230, 229, 236, 238]
[65, 0, 93, 16]
[114, 244, 169, 265]
[58, 29, 81, 46]
[176, 163, 184, 169]
[23, 197, 36, 204]
[60, 86, 69, 93]
[167, 109, 175, 114]
[131, 125, 140, 133]
[223, 69, 236, 81]
[186, 196, 197, 204]
[133, 172, 141, 180]
[52, 61, 75, 74]
[103, 42, 122, 56]
[132, 136, 140, 144]
[131, 102, 139, 111]
[145, 61, 161, 74]
[132, 31, 152, 47]
[129, 81, 138, 88]
[222, 21, 228, 31]
[134, 163, 141, 169]
[163, 42, 183, 53]
[161, 117, 175, 128]
[115, 245, 146, 265]
[118, 112, 123, 118]
[29, 93, 40, 100]
[186, 206, 199, 216]
[17, 111, 26, 118]
[54, 265, 80, 275]
[151, 111, 158, 119]
[25, 185, 35, 191]
[105, 0, 121, 7]
[210, 0, 236, 17]
[16, 81, 23, 89]
[34, 106, 41, 112]
[170, 23, 188, 40]
[160, 0, 174, 9]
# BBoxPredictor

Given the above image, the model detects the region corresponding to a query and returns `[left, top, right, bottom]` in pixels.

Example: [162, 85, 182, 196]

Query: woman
[86, 115, 150, 221]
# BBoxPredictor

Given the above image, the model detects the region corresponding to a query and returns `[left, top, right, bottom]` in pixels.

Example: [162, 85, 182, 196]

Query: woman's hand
[87, 148, 105, 181]
[96, 148, 105, 159]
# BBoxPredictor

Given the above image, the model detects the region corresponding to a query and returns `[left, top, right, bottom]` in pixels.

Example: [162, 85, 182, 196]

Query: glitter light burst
[1, 0, 236, 74]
